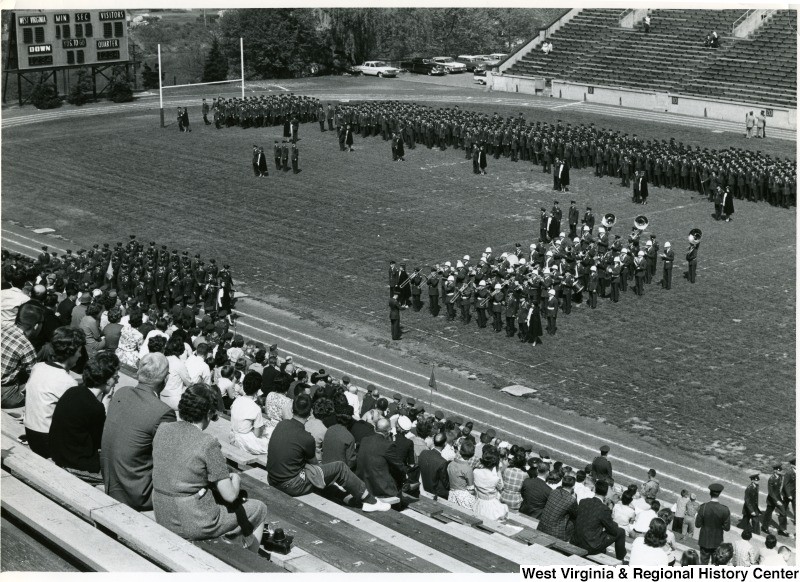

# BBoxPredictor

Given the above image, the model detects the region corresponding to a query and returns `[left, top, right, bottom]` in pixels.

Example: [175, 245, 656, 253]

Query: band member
[568, 201, 579, 238]
[609, 258, 622, 303]
[587, 265, 599, 309]
[410, 268, 424, 311]
[427, 267, 440, 316]
[634, 251, 647, 296]
[545, 288, 558, 335]
[475, 280, 490, 328]
[444, 276, 457, 320]
[388, 260, 400, 297]
[460, 278, 474, 324]
[525, 301, 543, 346]
[252, 144, 261, 177]
[686, 242, 699, 284]
[539, 208, 549, 242]
[582, 206, 595, 234]
[517, 295, 529, 340]
[397, 263, 411, 307]
[561, 271, 574, 314]
[390, 293, 401, 340]
[660, 242, 674, 289]
[491, 283, 504, 333]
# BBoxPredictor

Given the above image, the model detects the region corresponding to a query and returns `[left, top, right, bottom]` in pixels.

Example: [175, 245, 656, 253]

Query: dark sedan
[400, 58, 448, 76]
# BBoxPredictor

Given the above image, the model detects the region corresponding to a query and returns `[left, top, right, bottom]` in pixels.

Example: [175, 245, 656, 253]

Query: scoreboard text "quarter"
[96, 39, 120, 49]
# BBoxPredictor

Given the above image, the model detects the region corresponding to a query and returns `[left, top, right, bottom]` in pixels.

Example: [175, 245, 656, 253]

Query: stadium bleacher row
[503, 9, 797, 109]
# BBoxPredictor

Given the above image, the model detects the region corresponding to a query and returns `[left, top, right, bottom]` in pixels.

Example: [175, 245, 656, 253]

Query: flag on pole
[105, 259, 114, 282]
[428, 365, 437, 391]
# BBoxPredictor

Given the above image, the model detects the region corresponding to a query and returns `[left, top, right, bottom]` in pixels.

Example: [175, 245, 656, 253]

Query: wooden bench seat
[1, 470, 162, 572]
[1, 433, 236, 572]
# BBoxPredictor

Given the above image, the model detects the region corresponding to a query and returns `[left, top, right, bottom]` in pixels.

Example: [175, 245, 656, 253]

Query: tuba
[601, 213, 616, 228]
[634, 215, 649, 230]
[688, 228, 702, 245]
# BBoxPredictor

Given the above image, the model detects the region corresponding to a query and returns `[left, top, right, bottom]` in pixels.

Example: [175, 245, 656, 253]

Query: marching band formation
[389, 204, 702, 344]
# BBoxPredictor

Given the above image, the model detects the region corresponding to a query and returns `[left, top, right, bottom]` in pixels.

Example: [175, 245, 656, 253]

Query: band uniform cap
[448, 275, 455, 282]
[548, 289, 556, 296]
[393, 393, 402, 401]
[583, 225, 590, 231]
[749, 473, 760, 480]
[445, 261, 451, 267]
[397, 416, 413, 431]
[341, 376, 350, 384]
[530, 243, 537, 249]
[479, 280, 486, 286]
[665, 242, 671, 247]
[519, 258, 527, 264]
[366, 384, 376, 392]
[646, 241, 653, 246]
[599, 445, 611, 453]
[709, 483, 724, 493]
[406, 398, 415, 406]
[773, 463, 784, 470]
[463, 255, 470, 261]
[456, 260, 463, 268]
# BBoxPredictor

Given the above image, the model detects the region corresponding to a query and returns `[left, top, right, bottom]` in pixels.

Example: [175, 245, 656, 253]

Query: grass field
[1, 76, 795, 470]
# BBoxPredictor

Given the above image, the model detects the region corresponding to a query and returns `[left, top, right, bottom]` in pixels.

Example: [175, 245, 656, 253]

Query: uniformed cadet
[291, 144, 300, 174]
[696, 483, 731, 565]
[762, 463, 790, 536]
[202, 98, 211, 125]
[742, 472, 761, 535]
[410, 268, 424, 311]
[281, 141, 290, 171]
[427, 267, 440, 317]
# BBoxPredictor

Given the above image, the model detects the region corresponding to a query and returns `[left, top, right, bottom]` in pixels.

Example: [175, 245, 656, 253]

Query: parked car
[473, 69, 488, 85]
[455, 55, 488, 71]
[476, 53, 509, 68]
[430, 56, 468, 73]
[400, 57, 448, 76]
[354, 61, 401, 77]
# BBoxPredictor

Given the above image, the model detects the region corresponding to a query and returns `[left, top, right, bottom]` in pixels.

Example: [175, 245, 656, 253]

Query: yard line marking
[232, 317, 747, 508]
[552, 101, 583, 109]
[2, 230, 67, 254]
[1, 237, 50, 255]
[233, 308, 745, 492]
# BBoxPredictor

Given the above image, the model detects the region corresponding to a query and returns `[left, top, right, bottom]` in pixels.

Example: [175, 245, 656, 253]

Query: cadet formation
[11, 237, 236, 319]
[325, 100, 796, 208]
[388, 200, 702, 344]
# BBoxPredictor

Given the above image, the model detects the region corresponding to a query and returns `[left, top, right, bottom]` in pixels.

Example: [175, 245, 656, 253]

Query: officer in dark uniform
[388, 260, 399, 298]
[475, 280, 490, 328]
[252, 145, 261, 177]
[389, 292, 401, 340]
[696, 483, 731, 564]
[410, 268, 423, 311]
[742, 472, 761, 535]
[568, 200, 579, 238]
[539, 208, 549, 243]
[591, 445, 614, 488]
[660, 242, 674, 289]
[273, 141, 282, 170]
[763, 463, 790, 536]
[281, 141, 290, 172]
[258, 147, 269, 177]
[291, 144, 300, 174]
[202, 98, 211, 125]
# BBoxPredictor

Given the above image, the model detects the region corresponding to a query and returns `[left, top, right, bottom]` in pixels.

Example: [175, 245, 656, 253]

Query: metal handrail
[618, 8, 634, 25]
[731, 9, 753, 35]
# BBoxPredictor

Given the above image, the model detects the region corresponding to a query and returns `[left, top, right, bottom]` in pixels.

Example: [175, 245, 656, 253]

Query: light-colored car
[431, 56, 468, 73]
[355, 61, 401, 77]
[456, 55, 488, 71]
[477, 53, 509, 68]
[473, 69, 488, 85]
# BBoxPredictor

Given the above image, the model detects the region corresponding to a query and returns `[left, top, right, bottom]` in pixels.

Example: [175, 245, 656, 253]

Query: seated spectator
[263, 373, 294, 434]
[520, 462, 551, 518]
[572, 480, 627, 560]
[147, 335, 166, 356]
[441, 429, 459, 462]
[266, 394, 390, 512]
[230, 371, 270, 455]
[80, 302, 106, 359]
[248, 348, 266, 376]
[680, 549, 700, 566]
[633, 499, 660, 536]
[629, 517, 673, 566]
[759, 534, 783, 566]
[356, 418, 406, 499]
[501, 449, 527, 511]
[101, 352, 176, 511]
[710, 31, 720, 48]
[419, 432, 450, 500]
[56, 283, 78, 327]
[305, 395, 332, 462]
[732, 529, 759, 567]
[24, 326, 85, 458]
[537, 473, 579, 541]
[226, 334, 245, 364]
[153, 384, 268, 549]
[216, 365, 239, 410]
[472, 445, 509, 521]
[393, 416, 417, 474]
[103, 307, 124, 352]
[139, 318, 169, 359]
[359, 384, 378, 417]
[629, 484, 651, 513]
[49, 352, 120, 483]
[116, 309, 144, 368]
[161, 336, 192, 410]
[352, 408, 380, 446]
[186, 343, 212, 385]
[1, 269, 31, 328]
[612, 491, 636, 535]
[260, 354, 280, 395]
[322, 409, 357, 469]
[712, 542, 734, 566]
[27, 285, 60, 351]
[447, 440, 476, 509]
[574, 470, 594, 503]
[1, 302, 43, 409]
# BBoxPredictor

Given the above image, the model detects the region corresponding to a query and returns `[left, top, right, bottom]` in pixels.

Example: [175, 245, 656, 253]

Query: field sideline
[1, 76, 795, 470]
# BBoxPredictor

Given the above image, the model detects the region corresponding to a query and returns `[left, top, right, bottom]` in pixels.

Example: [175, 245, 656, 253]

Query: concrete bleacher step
[0, 470, 163, 572]
[0, 432, 236, 573]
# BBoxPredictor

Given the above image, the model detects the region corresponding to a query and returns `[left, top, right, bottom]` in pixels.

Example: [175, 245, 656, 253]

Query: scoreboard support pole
[158, 43, 164, 128]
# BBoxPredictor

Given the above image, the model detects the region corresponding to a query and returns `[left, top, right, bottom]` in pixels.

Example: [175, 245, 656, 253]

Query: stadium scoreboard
[13, 9, 129, 70]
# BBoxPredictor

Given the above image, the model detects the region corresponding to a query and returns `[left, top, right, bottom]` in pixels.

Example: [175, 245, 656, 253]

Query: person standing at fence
[202, 99, 211, 125]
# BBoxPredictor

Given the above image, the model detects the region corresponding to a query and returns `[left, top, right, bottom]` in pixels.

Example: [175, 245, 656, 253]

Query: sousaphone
[688, 228, 702, 245]
[634, 215, 649, 230]
[601, 213, 616, 228]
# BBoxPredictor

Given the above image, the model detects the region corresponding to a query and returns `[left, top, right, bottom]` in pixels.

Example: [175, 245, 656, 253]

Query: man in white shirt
[24, 327, 84, 458]
[612, 491, 637, 536]
[342, 377, 360, 418]
[1, 279, 30, 329]
[731, 530, 760, 567]
[758, 534, 784, 566]
[185, 343, 212, 385]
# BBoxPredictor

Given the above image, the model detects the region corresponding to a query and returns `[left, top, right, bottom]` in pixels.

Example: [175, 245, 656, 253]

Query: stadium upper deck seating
[676, 10, 797, 108]
[503, 8, 794, 105]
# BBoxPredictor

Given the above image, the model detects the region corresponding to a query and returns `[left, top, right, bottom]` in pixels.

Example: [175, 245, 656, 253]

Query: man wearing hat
[545, 289, 558, 335]
[427, 267, 440, 317]
[360, 385, 378, 417]
[742, 472, 762, 535]
[695, 483, 731, 564]
[386, 393, 404, 418]
[782, 458, 795, 524]
[389, 292, 401, 341]
[475, 280, 490, 328]
[659, 242, 674, 290]
[762, 463, 790, 536]
[568, 201, 579, 238]
[591, 445, 614, 488]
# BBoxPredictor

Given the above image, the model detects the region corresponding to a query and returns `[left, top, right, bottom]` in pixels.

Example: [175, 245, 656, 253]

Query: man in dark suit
[591, 445, 614, 487]
[100, 353, 176, 511]
[571, 480, 626, 560]
[782, 459, 795, 523]
[568, 201, 580, 238]
[520, 462, 552, 518]
[742, 472, 761, 535]
[389, 293, 401, 340]
[356, 418, 406, 498]
[418, 432, 449, 499]
[359, 385, 378, 417]
[696, 483, 731, 564]
[260, 354, 280, 396]
[762, 464, 790, 536]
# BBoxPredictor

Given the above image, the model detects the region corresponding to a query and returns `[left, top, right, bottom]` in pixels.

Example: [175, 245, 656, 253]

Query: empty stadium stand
[502, 8, 795, 110]
[676, 10, 797, 108]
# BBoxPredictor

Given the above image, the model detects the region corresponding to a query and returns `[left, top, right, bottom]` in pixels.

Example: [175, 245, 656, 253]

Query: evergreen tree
[202, 36, 229, 82]
[107, 66, 133, 103]
[30, 75, 61, 109]
[142, 62, 160, 89]
[67, 67, 93, 106]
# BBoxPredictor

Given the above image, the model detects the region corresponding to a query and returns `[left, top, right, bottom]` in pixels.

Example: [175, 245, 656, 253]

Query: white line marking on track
[551, 101, 583, 109]
[3, 231, 67, 253]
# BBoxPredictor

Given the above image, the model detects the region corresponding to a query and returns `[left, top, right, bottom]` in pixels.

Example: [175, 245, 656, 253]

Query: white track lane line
[3, 231, 67, 254]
